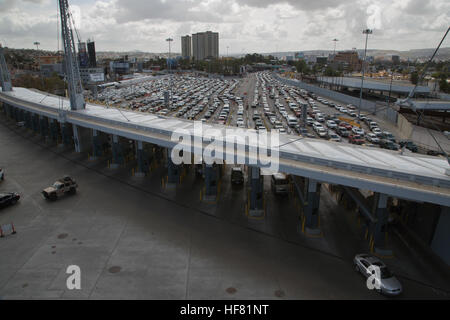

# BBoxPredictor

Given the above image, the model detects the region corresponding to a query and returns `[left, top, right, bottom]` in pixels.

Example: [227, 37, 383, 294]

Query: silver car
[353, 254, 402, 296]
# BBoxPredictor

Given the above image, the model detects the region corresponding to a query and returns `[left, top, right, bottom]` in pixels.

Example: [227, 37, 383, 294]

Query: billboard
[295, 52, 304, 59]
[89, 73, 105, 82]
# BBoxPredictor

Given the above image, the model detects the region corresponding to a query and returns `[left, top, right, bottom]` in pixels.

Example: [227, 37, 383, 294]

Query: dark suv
[379, 139, 399, 150]
[231, 167, 244, 185]
[399, 141, 418, 153]
[0, 192, 20, 209]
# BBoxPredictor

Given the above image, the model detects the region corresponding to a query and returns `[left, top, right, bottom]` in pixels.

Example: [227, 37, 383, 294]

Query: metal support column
[31, 113, 39, 133]
[59, 123, 71, 147]
[110, 134, 123, 169]
[304, 179, 322, 235]
[372, 193, 391, 255]
[91, 129, 101, 160]
[135, 141, 146, 177]
[204, 164, 218, 201]
[12, 106, 18, 122]
[167, 148, 180, 184]
[72, 124, 81, 153]
[24, 111, 32, 129]
[248, 166, 264, 217]
[18, 109, 24, 122]
[39, 115, 49, 138]
[49, 119, 58, 142]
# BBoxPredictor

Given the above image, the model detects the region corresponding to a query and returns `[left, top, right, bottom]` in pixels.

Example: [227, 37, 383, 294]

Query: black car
[231, 167, 244, 185]
[379, 139, 399, 150]
[0, 192, 20, 209]
[399, 140, 418, 153]
[427, 150, 445, 156]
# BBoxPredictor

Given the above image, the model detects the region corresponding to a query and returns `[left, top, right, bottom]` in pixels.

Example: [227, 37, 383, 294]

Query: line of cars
[95, 75, 241, 121]
[0, 169, 78, 210]
[249, 72, 415, 154]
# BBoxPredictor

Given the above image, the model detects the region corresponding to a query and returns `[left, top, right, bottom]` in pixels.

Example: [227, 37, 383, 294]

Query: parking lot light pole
[166, 37, 173, 109]
[358, 29, 372, 123]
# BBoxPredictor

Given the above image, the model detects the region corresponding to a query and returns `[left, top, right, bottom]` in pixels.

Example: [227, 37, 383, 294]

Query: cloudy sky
[0, 0, 448, 54]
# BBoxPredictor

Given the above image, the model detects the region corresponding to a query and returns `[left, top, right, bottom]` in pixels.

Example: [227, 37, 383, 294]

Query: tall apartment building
[332, 50, 362, 71]
[192, 31, 219, 61]
[87, 40, 97, 68]
[181, 35, 192, 59]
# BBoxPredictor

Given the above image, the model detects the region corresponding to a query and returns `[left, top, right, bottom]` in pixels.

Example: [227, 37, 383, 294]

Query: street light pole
[358, 29, 372, 122]
[333, 38, 338, 55]
[166, 37, 173, 110]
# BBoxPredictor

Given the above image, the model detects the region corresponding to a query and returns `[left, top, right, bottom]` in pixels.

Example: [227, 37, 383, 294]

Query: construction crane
[396, 27, 450, 172]
[0, 43, 12, 92]
[58, 0, 85, 110]
[397, 27, 449, 111]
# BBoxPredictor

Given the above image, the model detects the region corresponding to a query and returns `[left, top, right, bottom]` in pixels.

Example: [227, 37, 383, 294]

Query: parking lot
[95, 71, 428, 156]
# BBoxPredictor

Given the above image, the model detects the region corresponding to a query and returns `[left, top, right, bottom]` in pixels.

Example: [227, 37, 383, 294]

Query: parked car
[372, 127, 383, 137]
[340, 122, 353, 131]
[379, 139, 399, 150]
[297, 127, 309, 136]
[42, 176, 78, 201]
[317, 128, 328, 138]
[336, 126, 350, 137]
[352, 127, 365, 136]
[231, 167, 244, 185]
[326, 120, 337, 129]
[427, 150, 445, 156]
[328, 131, 341, 142]
[381, 131, 396, 142]
[0, 192, 20, 209]
[399, 140, 418, 153]
[271, 173, 289, 195]
[366, 133, 380, 144]
[349, 134, 365, 145]
[353, 254, 402, 296]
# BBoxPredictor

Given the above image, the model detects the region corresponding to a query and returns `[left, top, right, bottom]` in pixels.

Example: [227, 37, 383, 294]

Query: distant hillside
[265, 47, 450, 61]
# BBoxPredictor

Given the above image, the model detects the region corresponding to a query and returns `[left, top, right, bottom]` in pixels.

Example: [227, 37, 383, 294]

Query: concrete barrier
[396, 113, 450, 153]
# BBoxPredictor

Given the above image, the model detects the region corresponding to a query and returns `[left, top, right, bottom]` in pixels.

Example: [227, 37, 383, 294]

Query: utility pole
[358, 29, 372, 122]
[226, 46, 229, 75]
[166, 37, 173, 110]
[34, 41, 45, 88]
[58, 0, 85, 110]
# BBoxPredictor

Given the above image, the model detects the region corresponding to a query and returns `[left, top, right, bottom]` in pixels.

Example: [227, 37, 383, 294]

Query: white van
[287, 116, 298, 127]
[271, 173, 289, 195]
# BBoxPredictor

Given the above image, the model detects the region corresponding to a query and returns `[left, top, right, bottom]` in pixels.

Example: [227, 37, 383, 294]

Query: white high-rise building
[181, 35, 192, 59]
[192, 31, 219, 61]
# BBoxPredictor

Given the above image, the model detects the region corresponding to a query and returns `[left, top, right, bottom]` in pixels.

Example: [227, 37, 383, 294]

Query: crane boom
[0, 44, 12, 92]
[58, 0, 85, 110]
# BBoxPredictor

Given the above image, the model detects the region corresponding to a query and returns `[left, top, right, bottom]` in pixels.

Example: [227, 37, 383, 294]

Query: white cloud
[0, 0, 448, 53]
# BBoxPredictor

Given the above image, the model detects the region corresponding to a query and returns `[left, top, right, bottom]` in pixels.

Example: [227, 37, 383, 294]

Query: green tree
[295, 59, 311, 74]
[410, 71, 419, 85]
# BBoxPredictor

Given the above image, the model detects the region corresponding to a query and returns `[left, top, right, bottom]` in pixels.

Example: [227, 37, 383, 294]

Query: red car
[340, 122, 353, 131]
[349, 134, 365, 145]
